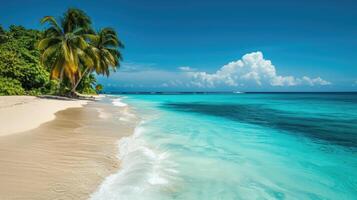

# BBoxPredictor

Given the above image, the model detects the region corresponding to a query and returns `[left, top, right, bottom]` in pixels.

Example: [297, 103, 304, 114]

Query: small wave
[96, 108, 110, 119]
[112, 98, 128, 107]
[90, 124, 178, 200]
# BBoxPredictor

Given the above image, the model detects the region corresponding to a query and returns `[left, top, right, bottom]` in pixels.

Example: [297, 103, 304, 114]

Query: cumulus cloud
[182, 51, 331, 87]
[99, 52, 331, 91]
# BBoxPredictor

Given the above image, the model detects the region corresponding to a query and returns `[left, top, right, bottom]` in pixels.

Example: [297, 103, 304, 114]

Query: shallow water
[92, 93, 357, 200]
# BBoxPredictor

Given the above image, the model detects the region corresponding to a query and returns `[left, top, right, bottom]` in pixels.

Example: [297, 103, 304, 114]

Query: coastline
[0, 96, 138, 199]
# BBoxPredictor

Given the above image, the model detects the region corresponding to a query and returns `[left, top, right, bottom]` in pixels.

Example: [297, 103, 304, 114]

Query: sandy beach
[0, 96, 87, 136]
[0, 96, 137, 199]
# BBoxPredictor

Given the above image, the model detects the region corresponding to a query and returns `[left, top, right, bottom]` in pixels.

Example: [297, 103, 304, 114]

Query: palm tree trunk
[60, 68, 64, 82]
[71, 67, 90, 93]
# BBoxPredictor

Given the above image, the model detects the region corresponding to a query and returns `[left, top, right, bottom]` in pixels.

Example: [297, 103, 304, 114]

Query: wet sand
[0, 100, 137, 199]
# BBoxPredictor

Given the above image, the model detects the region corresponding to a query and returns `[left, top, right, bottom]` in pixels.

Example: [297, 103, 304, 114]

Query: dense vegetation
[0, 8, 123, 96]
[0, 25, 50, 95]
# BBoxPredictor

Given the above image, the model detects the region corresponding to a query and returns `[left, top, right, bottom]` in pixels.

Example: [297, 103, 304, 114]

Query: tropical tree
[90, 28, 123, 76]
[38, 9, 123, 96]
[70, 27, 123, 92]
[38, 8, 94, 95]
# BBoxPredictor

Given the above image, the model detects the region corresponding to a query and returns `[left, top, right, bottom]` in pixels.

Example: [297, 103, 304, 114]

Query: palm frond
[41, 43, 60, 65]
[37, 37, 61, 50]
[41, 16, 62, 34]
[50, 56, 64, 79]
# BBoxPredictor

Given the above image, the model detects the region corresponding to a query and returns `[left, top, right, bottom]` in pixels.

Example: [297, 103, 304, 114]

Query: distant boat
[233, 91, 244, 94]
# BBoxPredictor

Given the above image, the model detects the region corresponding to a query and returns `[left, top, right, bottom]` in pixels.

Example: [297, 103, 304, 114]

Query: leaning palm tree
[70, 27, 124, 92]
[91, 28, 124, 76]
[38, 8, 94, 94]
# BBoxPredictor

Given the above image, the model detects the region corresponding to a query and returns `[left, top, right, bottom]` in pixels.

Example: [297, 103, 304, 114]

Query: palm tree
[38, 8, 94, 94]
[70, 27, 123, 92]
[92, 28, 124, 76]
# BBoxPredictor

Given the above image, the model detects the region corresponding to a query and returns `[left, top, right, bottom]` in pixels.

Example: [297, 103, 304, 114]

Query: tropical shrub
[77, 74, 97, 94]
[46, 79, 60, 95]
[0, 77, 25, 95]
[0, 25, 49, 93]
[95, 84, 103, 93]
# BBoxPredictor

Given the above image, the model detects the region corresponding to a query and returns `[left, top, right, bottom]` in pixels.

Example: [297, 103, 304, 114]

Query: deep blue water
[93, 93, 357, 200]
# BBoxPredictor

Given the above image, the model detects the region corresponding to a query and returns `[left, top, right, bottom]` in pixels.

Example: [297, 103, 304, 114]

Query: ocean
[91, 93, 357, 200]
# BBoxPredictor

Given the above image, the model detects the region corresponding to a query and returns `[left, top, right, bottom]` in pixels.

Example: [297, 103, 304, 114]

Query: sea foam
[112, 98, 128, 107]
[90, 122, 177, 200]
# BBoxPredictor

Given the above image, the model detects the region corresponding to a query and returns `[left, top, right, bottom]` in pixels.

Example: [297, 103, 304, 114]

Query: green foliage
[0, 77, 25, 95]
[77, 73, 97, 94]
[47, 79, 60, 94]
[95, 84, 103, 93]
[81, 87, 97, 95]
[0, 25, 6, 43]
[62, 8, 93, 33]
[0, 25, 49, 94]
[0, 25, 5, 35]
[27, 88, 42, 96]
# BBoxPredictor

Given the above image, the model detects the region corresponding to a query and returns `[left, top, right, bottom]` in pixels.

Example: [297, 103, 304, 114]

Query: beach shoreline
[0, 96, 137, 199]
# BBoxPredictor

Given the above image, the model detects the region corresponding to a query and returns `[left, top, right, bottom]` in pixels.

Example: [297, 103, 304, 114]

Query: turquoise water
[93, 93, 357, 200]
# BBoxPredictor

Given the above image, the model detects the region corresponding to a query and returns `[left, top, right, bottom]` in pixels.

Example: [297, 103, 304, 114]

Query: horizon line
[104, 91, 357, 94]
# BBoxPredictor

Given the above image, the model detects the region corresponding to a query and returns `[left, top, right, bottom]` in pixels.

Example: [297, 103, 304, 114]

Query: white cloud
[99, 52, 331, 91]
[182, 51, 331, 87]
[301, 76, 331, 86]
[120, 62, 157, 72]
[178, 66, 194, 71]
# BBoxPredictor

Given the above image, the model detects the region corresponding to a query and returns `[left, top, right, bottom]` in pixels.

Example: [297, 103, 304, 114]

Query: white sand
[0, 96, 87, 136]
[0, 96, 137, 199]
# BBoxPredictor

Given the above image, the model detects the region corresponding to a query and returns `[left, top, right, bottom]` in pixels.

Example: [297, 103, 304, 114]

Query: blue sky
[1, 0, 357, 91]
